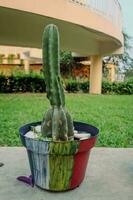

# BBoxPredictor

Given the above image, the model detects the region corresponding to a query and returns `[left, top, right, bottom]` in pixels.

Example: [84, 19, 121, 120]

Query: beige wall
[0, 65, 23, 75]
[0, 64, 42, 75]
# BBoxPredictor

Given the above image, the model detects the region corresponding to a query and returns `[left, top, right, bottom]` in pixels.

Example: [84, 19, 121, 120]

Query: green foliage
[41, 24, 74, 141]
[65, 79, 89, 93]
[79, 81, 89, 93]
[102, 80, 133, 95]
[65, 79, 133, 95]
[60, 51, 74, 77]
[65, 79, 79, 92]
[0, 73, 46, 93]
[0, 73, 133, 94]
[60, 51, 74, 66]
[102, 81, 112, 94]
[0, 74, 7, 92]
[124, 68, 133, 79]
[120, 32, 133, 68]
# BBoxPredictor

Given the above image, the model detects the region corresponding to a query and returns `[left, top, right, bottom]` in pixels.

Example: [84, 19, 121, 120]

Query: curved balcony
[69, 0, 122, 29]
[0, 0, 124, 94]
[0, 0, 123, 55]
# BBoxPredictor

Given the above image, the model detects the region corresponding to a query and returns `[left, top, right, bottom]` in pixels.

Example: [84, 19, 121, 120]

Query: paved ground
[0, 147, 133, 200]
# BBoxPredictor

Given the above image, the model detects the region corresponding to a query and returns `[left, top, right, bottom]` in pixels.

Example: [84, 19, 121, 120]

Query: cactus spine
[41, 24, 74, 141]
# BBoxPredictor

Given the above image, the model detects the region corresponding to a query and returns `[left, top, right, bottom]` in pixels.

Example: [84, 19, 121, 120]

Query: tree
[118, 32, 133, 70]
[60, 51, 74, 77]
[103, 32, 133, 71]
[124, 68, 133, 80]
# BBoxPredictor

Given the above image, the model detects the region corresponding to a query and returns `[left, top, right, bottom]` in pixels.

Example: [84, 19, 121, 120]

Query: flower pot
[19, 121, 99, 191]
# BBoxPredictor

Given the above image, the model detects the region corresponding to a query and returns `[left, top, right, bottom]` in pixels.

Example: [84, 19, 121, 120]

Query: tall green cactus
[41, 24, 74, 141]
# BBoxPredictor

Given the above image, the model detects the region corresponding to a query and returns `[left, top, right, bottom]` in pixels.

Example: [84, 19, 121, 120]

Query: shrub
[0, 74, 132, 94]
[102, 81, 112, 94]
[116, 81, 133, 95]
[65, 79, 79, 92]
[0, 74, 7, 93]
[0, 73, 46, 93]
[79, 81, 89, 93]
[102, 80, 133, 95]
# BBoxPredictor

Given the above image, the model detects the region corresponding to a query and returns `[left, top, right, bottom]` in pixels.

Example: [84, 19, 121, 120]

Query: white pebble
[34, 125, 41, 133]
[25, 126, 91, 141]
[25, 131, 38, 139]
[74, 130, 78, 134]
[74, 133, 91, 140]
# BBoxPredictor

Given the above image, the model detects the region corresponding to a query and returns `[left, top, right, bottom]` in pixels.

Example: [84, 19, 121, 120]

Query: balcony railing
[68, 0, 122, 29]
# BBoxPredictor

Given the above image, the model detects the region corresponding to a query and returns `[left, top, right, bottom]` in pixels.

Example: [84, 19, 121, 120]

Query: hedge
[102, 80, 133, 95]
[0, 74, 133, 94]
[65, 80, 89, 93]
[0, 74, 46, 93]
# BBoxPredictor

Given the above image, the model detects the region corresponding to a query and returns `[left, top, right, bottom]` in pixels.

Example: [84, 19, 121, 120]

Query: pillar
[89, 55, 103, 94]
[107, 63, 116, 82]
[24, 59, 30, 74]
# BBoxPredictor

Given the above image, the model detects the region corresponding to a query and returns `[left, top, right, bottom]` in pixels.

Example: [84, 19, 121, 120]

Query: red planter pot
[70, 136, 97, 189]
[19, 121, 99, 191]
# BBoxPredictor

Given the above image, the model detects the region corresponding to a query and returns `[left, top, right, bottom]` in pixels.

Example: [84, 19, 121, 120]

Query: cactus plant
[19, 23, 99, 192]
[41, 24, 74, 141]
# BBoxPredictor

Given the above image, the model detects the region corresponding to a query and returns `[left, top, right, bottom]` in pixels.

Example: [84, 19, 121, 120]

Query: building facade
[0, 0, 123, 93]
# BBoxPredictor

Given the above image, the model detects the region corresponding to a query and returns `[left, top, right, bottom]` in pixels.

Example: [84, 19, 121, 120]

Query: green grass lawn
[0, 93, 133, 147]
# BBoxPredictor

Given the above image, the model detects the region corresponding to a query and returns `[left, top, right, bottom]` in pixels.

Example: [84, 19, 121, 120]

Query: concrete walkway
[0, 147, 133, 200]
